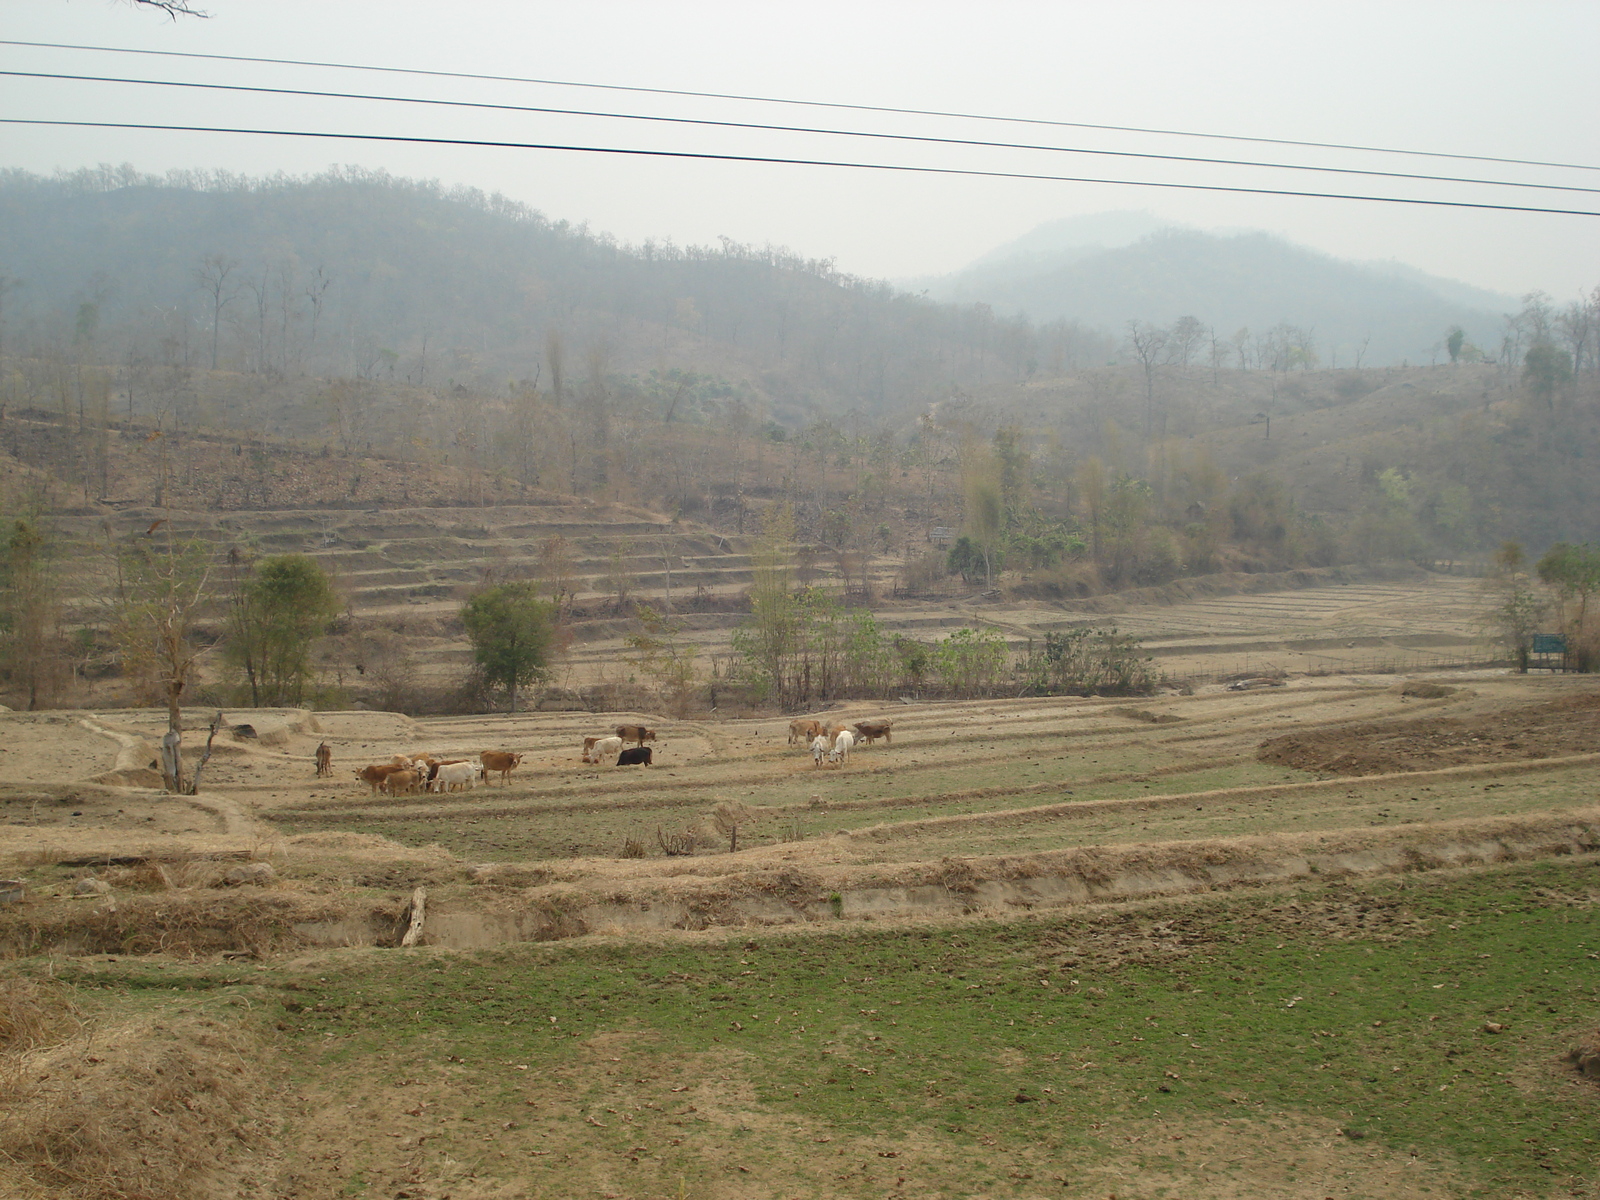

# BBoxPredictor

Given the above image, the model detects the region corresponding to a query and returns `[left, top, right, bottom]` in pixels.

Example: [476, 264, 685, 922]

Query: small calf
[480, 750, 523, 785]
[382, 768, 422, 796]
[355, 762, 405, 794]
[852, 719, 892, 745]
[811, 734, 830, 766]
[616, 746, 653, 767]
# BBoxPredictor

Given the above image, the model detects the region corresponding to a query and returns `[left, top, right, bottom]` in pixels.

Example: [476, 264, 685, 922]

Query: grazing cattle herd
[334, 715, 893, 792]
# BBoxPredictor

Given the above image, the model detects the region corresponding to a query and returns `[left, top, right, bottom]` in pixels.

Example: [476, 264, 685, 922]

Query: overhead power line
[3, 117, 1596, 219]
[4, 38, 1598, 177]
[5, 69, 1595, 199]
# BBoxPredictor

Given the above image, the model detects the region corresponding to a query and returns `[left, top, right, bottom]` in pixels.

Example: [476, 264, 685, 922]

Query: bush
[1024, 627, 1156, 696]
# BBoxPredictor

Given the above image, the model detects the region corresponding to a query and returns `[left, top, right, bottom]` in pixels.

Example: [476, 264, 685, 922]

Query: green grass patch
[182, 858, 1599, 1198]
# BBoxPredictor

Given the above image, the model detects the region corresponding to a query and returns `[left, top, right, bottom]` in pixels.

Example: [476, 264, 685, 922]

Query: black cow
[616, 746, 653, 767]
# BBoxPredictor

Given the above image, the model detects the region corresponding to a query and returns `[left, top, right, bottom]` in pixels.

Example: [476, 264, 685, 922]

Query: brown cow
[354, 763, 406, 794]
[615, 725, 657, 747]
[852, 719, 893, 745]
[314, 742, 333, 777]
[788, 718, 823, 746]
[480, 750, 523, 785]
[382, 768, 422, 796]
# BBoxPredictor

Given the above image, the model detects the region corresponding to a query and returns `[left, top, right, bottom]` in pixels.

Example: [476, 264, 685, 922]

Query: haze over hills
[910, 212, 1516, 366]
[0, 166, 1063, 426]
[1, 166, 1595, 554]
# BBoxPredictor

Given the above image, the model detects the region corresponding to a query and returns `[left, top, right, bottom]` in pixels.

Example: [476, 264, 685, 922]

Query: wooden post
[400, 887, 427, 947]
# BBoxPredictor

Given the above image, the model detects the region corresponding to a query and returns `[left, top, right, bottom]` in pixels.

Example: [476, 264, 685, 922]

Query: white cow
[811, 733, 830, 766]
[431, 761, 477, 793]
[586, 735, 624, 765]
[829, 729, 855, 765]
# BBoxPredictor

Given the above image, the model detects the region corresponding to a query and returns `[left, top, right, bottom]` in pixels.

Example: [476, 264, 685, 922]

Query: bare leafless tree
[192, 254, 239, 371]
[1125, 320, 1170, 439]
[124, 0, 211, 16]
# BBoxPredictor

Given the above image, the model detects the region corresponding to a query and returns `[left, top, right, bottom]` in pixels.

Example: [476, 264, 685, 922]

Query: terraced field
[8, 668, 1594, 941]
[4, 583, 1596, 1200]
[56, 503, 1490, 702]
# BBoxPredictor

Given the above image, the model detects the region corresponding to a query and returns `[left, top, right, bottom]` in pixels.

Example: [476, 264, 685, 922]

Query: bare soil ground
[1259, 690, 1600, 775]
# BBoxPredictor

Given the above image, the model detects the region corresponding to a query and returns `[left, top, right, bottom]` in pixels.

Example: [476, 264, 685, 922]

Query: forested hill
[0, 166, 1111, 425]
[919, 226, 1508, 367]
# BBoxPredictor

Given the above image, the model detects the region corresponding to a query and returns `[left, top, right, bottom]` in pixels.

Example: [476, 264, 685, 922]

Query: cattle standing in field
[615, 725, 657, 747]
[431, 761, 477, 792]
[852, 719, 892, 745]
[423, 758, 468, 787]
[829, 729, 856, 765]
[582, 735, 602, 760]
[355, 763, 406, 794]
[586, 736, 623, 765]
[811, 734, 830, 766]
[382, 768, 422, 796]
[616, 746, 653, 767]
[314, 742, 333, 777]
[788, 718, 823, 746]
[480, 750, 523, 786]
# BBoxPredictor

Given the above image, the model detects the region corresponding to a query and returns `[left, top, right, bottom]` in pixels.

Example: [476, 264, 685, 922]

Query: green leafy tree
[931, 626, 1009, 696]
[1522, 342, 1572, 409]
[1445, 325, 1466, 364]
[946, 536, 991, 584]
[1100, 475, 1153, 584]
[1536, 542, 1600, 671]
[461, 581, 556, 712]
[225, 553, 341, 706]
[0, 515, 66, 710]
[1483, 542, 1547, 673]
[960, 440, 1004, 587]
[1026, 627, 1156, 695]
[731, 504, 807, 705]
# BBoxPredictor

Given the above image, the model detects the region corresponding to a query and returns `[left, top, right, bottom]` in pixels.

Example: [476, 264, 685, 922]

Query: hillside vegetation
[1, 168, 1598, 716]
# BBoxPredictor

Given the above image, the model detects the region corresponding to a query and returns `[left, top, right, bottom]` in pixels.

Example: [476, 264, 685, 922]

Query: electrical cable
[3, 117, 1595, 219]
[5, 68, 1594, 198]
[4, 37, 1597, 176]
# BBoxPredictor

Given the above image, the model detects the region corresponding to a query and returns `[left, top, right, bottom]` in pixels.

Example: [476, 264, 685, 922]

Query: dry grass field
[1, 577, 1597, 1200]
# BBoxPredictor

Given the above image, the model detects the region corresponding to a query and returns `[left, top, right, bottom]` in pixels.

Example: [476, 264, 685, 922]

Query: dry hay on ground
[0, 887, 382, 959]
[0, 995, 274, 1200]
[1256, 691, 1600, 776]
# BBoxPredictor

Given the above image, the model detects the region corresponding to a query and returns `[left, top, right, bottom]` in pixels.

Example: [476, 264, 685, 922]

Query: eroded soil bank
[6, 809, 1596, 956]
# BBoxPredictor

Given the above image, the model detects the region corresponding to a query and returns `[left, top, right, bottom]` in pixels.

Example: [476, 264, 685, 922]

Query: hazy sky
[3, 0, 1597, 302]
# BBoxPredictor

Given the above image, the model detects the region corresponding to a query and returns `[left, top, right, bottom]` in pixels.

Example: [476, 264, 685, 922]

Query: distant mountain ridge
[908, 214, 1513, 365]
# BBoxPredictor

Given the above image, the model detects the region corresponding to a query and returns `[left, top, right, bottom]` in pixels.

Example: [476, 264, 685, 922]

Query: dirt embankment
[1257, 691, 1600, 776]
